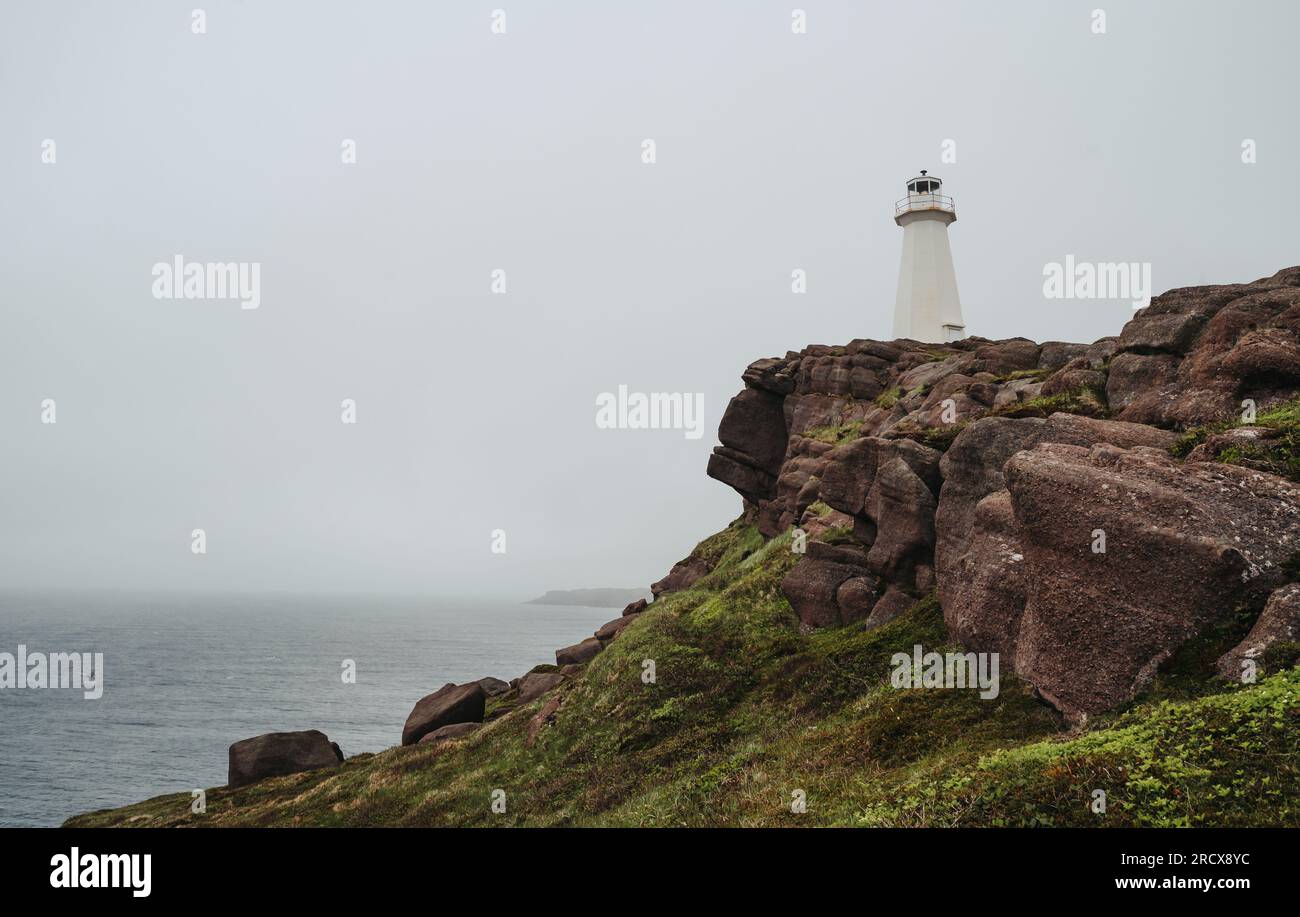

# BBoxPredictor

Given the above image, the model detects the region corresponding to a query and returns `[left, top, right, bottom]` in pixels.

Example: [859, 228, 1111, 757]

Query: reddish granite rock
[402, 683, 486, 746]
[228, 729, 342, 788]
[555, 637, 604, 666]
[595, 615, 636, 642]
[944, 442, 1300, 720]
[476, 677, 510, 697]
[517, 671, 565, 703]
[1109, 267, 1300, 427]
[780, 542, 874, 630]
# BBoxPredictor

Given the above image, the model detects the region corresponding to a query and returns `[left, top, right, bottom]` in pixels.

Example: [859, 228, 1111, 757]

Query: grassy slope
[68, 521, 1300, 828]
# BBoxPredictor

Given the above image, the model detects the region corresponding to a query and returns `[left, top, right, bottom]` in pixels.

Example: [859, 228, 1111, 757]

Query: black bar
[4, 827, 1280, 900]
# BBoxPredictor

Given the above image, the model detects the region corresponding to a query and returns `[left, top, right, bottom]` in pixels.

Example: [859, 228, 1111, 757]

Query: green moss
[1169, 428, 1208, 458]
[1259, 396, 1300, 428]
[856, 668, 1300, 827]
[802, 421, 862, 445]
[921, 422, 967, 452]
[690, 517, 766, 571]
[993, 385, 1108, 419]
[1224, 430, 1300, 481]
[995, 367, 1051, 382]
[816, 525, 856, 545]
[875, 386, 902, 410]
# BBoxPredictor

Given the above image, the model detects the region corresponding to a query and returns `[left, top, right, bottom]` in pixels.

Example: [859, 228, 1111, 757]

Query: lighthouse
[891, 171, 965, 342]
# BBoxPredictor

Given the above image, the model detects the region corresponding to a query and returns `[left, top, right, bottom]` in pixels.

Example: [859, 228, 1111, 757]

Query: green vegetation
[859, 669, 1300, 827]
[802, 422, 863, 445]
[920, 422, 967, 452]
[68, 519, 1300, 828]
[993, 385, 1108, 419]
[875, 386, 902, 410]
[885, 419, 971, 453]
[1169, 395, 1300, 481]
[995, 367, 1051, 383]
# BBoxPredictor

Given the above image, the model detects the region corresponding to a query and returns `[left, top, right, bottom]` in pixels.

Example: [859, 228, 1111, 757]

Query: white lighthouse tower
[891, 171, 965, 342]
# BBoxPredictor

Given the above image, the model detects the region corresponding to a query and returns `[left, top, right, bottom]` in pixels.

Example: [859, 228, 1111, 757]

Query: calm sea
[0, 590, 618, 827]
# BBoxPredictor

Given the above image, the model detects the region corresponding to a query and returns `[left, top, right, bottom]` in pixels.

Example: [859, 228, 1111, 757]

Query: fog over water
[2, 1, 1297, 597]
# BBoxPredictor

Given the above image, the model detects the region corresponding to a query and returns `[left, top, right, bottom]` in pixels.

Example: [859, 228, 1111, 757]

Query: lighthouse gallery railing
[894, 193, 956, 217]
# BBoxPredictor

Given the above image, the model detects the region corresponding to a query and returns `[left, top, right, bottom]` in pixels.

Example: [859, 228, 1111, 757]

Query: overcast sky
[2, 1, 1297, 598]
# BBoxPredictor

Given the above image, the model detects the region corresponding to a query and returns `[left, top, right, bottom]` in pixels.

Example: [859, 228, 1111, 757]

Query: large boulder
[862, 457, 936, 584]
[943, 441, 1300, 720]
[555, 636, 604, 666]
[517, 671, 565, 702]
[228, 729, 342, 788]
[402, 682, 486, 746]
[707, 386, 789, 506]
[780, 542, 876, 629]
[820, 436, 940, 518]
[956, 340, 1042, 377]
[476, 677, 511, 697]
[717, 388, 789, 472]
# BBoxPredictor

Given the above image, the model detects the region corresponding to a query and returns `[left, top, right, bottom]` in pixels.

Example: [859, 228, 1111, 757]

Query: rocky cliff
[698, 266, 1300, 721]
[69, 267, 1300, 828]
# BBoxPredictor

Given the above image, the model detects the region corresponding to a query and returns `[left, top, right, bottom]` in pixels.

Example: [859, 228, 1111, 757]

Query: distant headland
[525, 588, 652, 608]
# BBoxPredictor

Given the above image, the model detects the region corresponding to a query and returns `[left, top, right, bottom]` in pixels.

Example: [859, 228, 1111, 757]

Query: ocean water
[0, 590, 618, 827]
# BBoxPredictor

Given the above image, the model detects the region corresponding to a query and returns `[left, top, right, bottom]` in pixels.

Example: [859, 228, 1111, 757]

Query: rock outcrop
[948, 442, 1300, 719]
[228, 730, 343, 788]
[702, 266, 1300, 719]
[1107, 267, 1300, 427]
